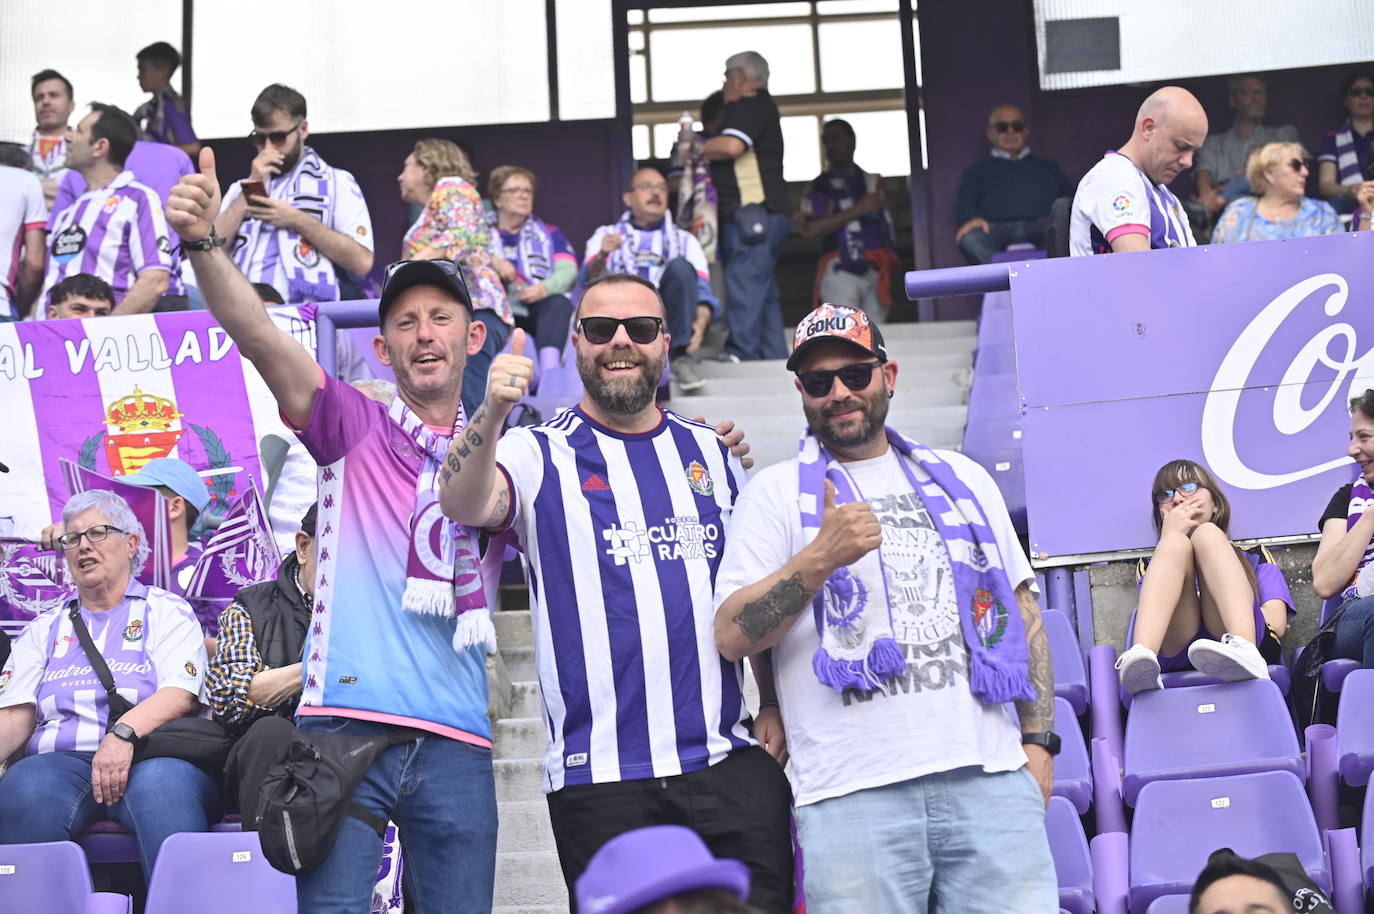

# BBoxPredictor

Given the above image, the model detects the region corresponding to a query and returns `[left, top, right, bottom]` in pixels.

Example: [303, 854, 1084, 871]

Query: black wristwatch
[1021, 731, 1061, 756]
[179, 226, 224, 253]
[109, 721, 144, 748]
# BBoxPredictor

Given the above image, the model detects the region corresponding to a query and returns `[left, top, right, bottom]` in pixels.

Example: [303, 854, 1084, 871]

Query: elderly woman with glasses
[1212, 142, 1348, 243]
[1317, 72, 1374, 213]
[397, 138, 511, 416]
[0, 489, 217, 877]
[1114, 460, 1293, 694]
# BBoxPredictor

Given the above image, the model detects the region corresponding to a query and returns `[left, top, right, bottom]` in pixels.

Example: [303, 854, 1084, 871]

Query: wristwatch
[1021, 731, 1061, 756]
[109, 722, 144, 748]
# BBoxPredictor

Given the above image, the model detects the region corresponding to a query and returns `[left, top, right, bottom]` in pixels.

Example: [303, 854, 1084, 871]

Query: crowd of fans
[0, 36, 1372, 914]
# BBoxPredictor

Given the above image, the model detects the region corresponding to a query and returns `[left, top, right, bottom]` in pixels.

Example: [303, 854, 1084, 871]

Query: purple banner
[1009, 232, 1374, 559]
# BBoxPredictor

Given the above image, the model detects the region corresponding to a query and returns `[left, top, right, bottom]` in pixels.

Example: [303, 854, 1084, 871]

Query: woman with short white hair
[1212, 142, 1346, 243]
[0, 489, 217, 878]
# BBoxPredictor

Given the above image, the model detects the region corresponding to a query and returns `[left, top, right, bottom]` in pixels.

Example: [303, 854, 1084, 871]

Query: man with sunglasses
[168, 150, 498, 913]
[954, 104, 1072, 264]
[712, 303, 1058, 914]
[213, 84, 373, 305]
[1195, 75, 1298, 218]
[440, 273, 795, 913]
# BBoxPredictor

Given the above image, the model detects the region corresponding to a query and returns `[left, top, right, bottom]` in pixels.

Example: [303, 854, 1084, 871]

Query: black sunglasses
[991, 120, 1025, 133]
[577, 316, 663, 345]
[1347, 86, 1374, 99]
[1287, 158, 1312, 173]
[249, 120, 304, 147]
[797, 361, 883, 398]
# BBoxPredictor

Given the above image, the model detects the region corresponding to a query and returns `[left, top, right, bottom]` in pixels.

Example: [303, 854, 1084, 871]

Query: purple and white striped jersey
[220, 146, 373, 304]
[495, 406, 755, 792]
[0, 166, 48, 319]
[37, 170, 173, 317]
[0, 580, 207, 755]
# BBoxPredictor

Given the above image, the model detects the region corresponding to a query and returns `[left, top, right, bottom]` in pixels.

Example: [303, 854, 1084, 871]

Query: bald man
[1070, 86, 1207, 256]
[954, 104, 1073, 264]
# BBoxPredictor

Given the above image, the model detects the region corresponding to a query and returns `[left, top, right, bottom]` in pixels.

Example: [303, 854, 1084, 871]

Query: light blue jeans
[796, 765, 1058, 914]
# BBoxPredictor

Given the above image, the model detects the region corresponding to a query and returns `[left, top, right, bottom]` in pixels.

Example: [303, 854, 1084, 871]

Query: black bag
[1289, 600, 1349, 739]
[256, 726, 420, 875]
[68, 605, 235, 773]
[733, 203, 770, 245]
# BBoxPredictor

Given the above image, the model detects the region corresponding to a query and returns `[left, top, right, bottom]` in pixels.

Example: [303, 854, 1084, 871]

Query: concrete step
[496, 758, 546, 804]
[494, 716, 547, 761]
[510, 680, 542, 719]
[496, 799, 558, 854]
[503, 646, 537, 682]
[692, 347, 972, 378]
[678, 368, 968, 411]
[494, 851, 568, 908]
[494, 609, 534, 650]
[493, 907, 567, 914]
[878, 319, 978, 341]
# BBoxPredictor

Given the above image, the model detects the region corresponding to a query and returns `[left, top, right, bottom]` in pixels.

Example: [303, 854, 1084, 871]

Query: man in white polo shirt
[1070, 86, 1207, 256]
[0, 158, 47, 320]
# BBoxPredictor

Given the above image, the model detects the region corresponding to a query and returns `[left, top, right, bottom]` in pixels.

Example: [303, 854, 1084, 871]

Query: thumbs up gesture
[813, 479, 883, 570]
[166, 146, 223, 245]
[484, 327, 534, 419]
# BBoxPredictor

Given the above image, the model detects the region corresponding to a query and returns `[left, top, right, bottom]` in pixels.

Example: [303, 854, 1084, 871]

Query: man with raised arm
[439, 273, 794, 913]
[1070, 86, 1208, 256]
[166, 148, 496, 914]
[712, 303, 1059, 914]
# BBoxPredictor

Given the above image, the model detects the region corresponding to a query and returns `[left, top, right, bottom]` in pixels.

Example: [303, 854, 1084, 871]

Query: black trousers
[222, 715, 296, 828]
[546, 746, 795, 913]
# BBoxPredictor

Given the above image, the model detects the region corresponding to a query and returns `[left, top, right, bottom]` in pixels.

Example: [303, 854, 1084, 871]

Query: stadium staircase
[485, 318, 979, 911]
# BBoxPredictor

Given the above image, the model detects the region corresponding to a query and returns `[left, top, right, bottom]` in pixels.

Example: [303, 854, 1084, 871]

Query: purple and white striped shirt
[37, 170, 173, 316]
[0, 580, 207, 755]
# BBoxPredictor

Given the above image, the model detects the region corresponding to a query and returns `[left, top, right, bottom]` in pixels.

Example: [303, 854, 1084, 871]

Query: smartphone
[241, 179, 267, 201]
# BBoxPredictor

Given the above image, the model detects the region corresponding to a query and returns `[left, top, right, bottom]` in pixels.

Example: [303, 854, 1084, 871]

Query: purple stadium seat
[75, 821, 138, 865]
[1121, 679, 1302, 807]
[143, 832, 296, 914]
[1046, 795, 1094, 914]
[967, 373, 1019, 420]
[1144, 895, 1189, 913]
[1046, 609, 1088, 716]
[973, 343, 1016, 375]
[1053, 696, 1091, 815]
[83, 894, 132, 914]
[989, 243, 1046, 264]
[1335, 669, 1374, 786]
[1127, 771, 1328, 913]
[0, 841, 93, 914]
[962, 417, 1022, 453]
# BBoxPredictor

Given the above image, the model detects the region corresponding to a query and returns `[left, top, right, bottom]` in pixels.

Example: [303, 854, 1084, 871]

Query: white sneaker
[1115, 644, 1163, 694]
[1187, 634, 1271, 683]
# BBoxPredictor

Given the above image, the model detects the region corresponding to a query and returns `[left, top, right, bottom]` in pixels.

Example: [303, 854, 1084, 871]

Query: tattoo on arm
[732, 573, 816, 643]
[465, 427, 483, 447]
[488, 485, 511, 529]
[1013, 585, 1054, 733]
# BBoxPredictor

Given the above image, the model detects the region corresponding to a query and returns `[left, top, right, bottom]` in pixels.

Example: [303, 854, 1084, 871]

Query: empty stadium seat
[1121, 679, 1302, 807]
[1334, 669, 1374, 786]
[143, 832, 296, 914]
[1053, 695, 1092, 815]
[1127, 770, 1328, 913]
[83, 895, 132, 914]
[1144, 895, 1189, 913]
[1046, 609, 1088, 715]
[75, 821, 139, 865]
[0, 841, 94, 914]
[1047, 795, 1094, 914]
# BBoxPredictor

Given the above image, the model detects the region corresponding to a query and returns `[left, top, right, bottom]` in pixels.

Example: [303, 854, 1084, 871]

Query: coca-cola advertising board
[1007, 232, 1374, 560]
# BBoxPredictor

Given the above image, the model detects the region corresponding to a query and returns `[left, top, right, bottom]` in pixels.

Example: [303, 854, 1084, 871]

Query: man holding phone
[213, 84, 373, 304]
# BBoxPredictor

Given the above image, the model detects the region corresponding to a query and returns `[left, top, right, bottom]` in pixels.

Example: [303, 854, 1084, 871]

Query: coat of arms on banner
[0, 541, 69, 623]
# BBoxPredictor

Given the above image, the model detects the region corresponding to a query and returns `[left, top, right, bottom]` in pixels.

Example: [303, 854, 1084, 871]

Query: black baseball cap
[300, 503, 318, 536]
[377, 259, 473, 325]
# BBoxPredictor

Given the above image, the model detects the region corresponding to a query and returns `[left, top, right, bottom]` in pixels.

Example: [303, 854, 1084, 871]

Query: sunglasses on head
[1348, 86, 1374, 99]
[991, 120, 1025, 133]
[796, 361, 883, 398]
[577, 316, 664, 345]
[249, 120, 304, 147]
[1154, 481, 1202, 504]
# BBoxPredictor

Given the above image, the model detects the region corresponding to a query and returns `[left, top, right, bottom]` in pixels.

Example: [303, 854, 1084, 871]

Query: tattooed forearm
[1013, 585, 1054, 733]
[733, 573, 816, 643]
[487, 486, 511, 528]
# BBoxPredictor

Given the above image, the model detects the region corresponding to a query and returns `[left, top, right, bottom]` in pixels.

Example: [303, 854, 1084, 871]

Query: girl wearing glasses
[1212, 142, 1346, 243]
[1115, 459, 1293, 694]
[1317, 72, 1374, 213]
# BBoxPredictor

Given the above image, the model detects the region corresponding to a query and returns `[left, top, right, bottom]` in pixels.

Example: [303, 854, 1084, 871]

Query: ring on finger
[509, 374, 519, 388]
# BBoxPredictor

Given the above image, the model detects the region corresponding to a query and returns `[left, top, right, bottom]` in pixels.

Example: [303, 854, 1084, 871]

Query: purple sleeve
[294, 370, 382, 466]
[52, 171, 83, 219]
[162, 95, 198, 145]
[549, 225, 575, 261]
[1255, 560, 1295, 618]
[1317, 132, 1338, 164]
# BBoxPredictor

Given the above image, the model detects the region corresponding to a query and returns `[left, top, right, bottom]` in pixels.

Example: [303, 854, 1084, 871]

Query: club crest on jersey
[102, 195, 122, 214]
[294, 240, 321, 268]
[123, 619, 144, 643]
[684, 460, 713, 496]
[972, 586, 1009, 648]
[184, 661, 197, 677]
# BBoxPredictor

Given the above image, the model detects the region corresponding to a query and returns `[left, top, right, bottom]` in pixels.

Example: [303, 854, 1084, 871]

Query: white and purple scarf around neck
[797, 427, 1034, 702]
[1348, 480, 1374, 597]
[1332, 120, 1365, 187]
[605, 211, 685, 285]
[387, 397, 494, 654]
[489, 213, 554, 283]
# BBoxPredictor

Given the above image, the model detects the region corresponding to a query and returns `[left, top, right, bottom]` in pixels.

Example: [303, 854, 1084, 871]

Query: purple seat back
[83, 893, 132, 914]
[1122, 679, 1302, 806]
[1053, 696, 1092, 815]
[1046, 795, 1094, 914]
[1144, 895, 1190, 913]
[0, 841, 93, 914]
[75, 822, 139, 865]
[1336, 669, 1374, 786]
[143, 832, 296, 914]
[1045, 609, 1088, 715]
[1129, 770, 1327, 914]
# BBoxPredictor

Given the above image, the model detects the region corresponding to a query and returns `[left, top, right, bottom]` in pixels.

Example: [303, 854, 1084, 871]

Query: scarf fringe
[401, 577, 458, 617]
[453, 609, 498, 655]
[812, 637, 907, 693]
[969, 649, 1036, 704]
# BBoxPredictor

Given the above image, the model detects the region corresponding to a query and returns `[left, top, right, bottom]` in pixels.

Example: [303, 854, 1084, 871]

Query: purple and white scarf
[605, 212, 686, 285]
[387, 397, 494, 653]
[1332, 120, 1365, 187]
[675, 136, 719, 263]
[489, 214, 555, 282]
[1348, 481, 1374, 597]
[797, 427, 1034, 702]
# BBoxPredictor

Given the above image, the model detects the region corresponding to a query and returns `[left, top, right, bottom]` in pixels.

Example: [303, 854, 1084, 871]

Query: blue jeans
[0, 751, 221, 880]
[462, 309, 512, 420]
[957, 216, 1053, 265]
[658, 257, 701, 355]
[1333, 594, 1374, 666]
[294, 717, 497, 914]
[721, 211, 791, 361]
[795, 766, 1057, 914]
